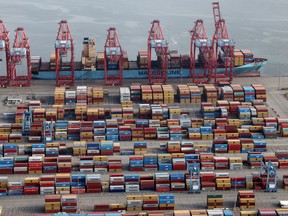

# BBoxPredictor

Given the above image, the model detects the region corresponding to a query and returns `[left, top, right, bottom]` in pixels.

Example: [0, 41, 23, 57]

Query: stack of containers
[237, 190, 255, 209]
[79, 156, 94, 172]
[58, 156, 72, 173]
[45, 142, 59, 157]
[188, 128, 201, 140]
[283, 175, 288, 190]
[231, 84, 244, 102]
[108, 159, 122, 172]
[73, 141, 86, 156]
[0, 176, 8, 196]
[120, 87, 131, 103]
[23, 177, 39, 195]
[14, 156, 28, 174]
[144, 127, 157, 140]
[94, 156, 108, 172]
[28, 156, 43, 174]
[253, 140, 267, 152]
[214, 157, 229, 170]
[86, 142, 100, 156]
[139, 104, 151, 119]
[40, 175, 55, 195]
[71, 174, 86, 194]
[158, 194, 174, 210]
[172, 154, 186, 170]
[134, 142, 147, 155]
[241, 49, 254, 64]
[263, 155, 279, 168]
[129, 156, 144, 171]
[203, 84, 217, 104]
[75, 104, 87, 121]
[54, 87, 65, 105]
[92, 87, 104, 104]
[152, 85, 164, 104]
[243, 86, 256, 102]
[247, 152, 263, 168]
[109, 174, 125, 192]
[93, 120, 106, 141]
[255, 105, 269, 118]
[229, 157, 243, 170]
[61, 194, 78, 213]
[8, 181, 23, 195]
[140, 174, 155, 190]
[97, 52, 104, 69]
[76, 86, 87, 104]
[231, 176, 246, 189]
[200, 126, 213, 140]
[68, 121, 81, 141]
[213, 139, 228, 153]
[144, 154, 158, 171]
[234, 50, 244, 66]
[188, 85, 201, 104]
[177, 85, 190, 104]
[45, 195, 61, 213]
[55, 173, 71, 194]
[33, 108, 46, 122]
[100, 141, 114, 155]
[110, 108, 122, 119]
[227, 139, 241, 153]
[155, 173, 170, 192]
[0, 157, 14, 174]
[158, 154, 172, 171]
[141, 85, 153, 103]
[3, 144, 18, 156]
[220, 86, 234, 101]
[257, 209, 277, 216]
[138, 51, 148, 68]
[86, 174, 101, 193]
[252, 84, 266, 102]
[43, 157, 57, 173]
[262, 127, 277, 139]
[143, 195, 159, 210]
[65, 90, 76, 105]
[162, 85, 174, 104]
[32, 143, 45, 156]
[238, 107, 251, 120]
[241, 139, 254, 153]
[215, 173, 231, 190]
[125, 174, 140, 192]
[80, 121, 93, 142]
[55, 121, 68, 141]
[275, 150, 288, 168]
[126, 195, 143, 211]
[170, 172, 185, 191]
[207, 194, 223, 209]
[199, 153, 214, 171]
[130, 85, 141, 102]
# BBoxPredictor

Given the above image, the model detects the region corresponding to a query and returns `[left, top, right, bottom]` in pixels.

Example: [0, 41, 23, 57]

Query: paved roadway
[1, 76, 288, 215]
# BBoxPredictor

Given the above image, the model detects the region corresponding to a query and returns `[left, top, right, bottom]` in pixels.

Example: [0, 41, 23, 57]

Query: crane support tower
[43, 120, 53, 144]
[260, 161, 277, 192]
[147, 20, 169, 85]
[10, 27, 31, 87]
[104, 27, 123, 86]
[22, 110, 32, 136]
[0, 20, 11, 87]
[189, 19, 216, 84]
[187, 162, 201, 193]
[55, 20, 74, 86]
[212, 2, 235, 83]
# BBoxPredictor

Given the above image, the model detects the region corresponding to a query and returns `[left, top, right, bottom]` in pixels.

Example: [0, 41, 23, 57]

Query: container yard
[1, 1, 288, 216]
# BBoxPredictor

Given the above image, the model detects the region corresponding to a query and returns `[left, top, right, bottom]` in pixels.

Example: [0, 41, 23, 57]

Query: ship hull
[32, 61, 267, 80]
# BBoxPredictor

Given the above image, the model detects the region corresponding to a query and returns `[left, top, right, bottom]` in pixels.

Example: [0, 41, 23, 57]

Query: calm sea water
[1, 0, 288, 76]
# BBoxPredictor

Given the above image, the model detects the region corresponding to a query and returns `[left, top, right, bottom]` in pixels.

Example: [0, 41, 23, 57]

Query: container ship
[0, 2, 267, 87]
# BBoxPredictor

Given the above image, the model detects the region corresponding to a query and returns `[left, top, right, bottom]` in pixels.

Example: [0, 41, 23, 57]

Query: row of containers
[33, 208, 288, 216]
[0, 171, 287, 196]
[54, 86, 104, 105]
[127, 83, 266, 104]
[94, 194, 175, 212]
[3, 118, 288, 144]
[1, 144, 288, 173]
[45, 194, 78, 213]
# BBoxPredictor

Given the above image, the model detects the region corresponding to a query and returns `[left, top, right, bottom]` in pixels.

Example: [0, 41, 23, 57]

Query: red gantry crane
[190, 19, 216, 84]
[147, 20, 169, 84]
[55, 20, 74, 86]
[10, 27, 31, 87]
[212, 2, 235, 83]
[0, 20, 11, 87]
[104, 27, 123, 86]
